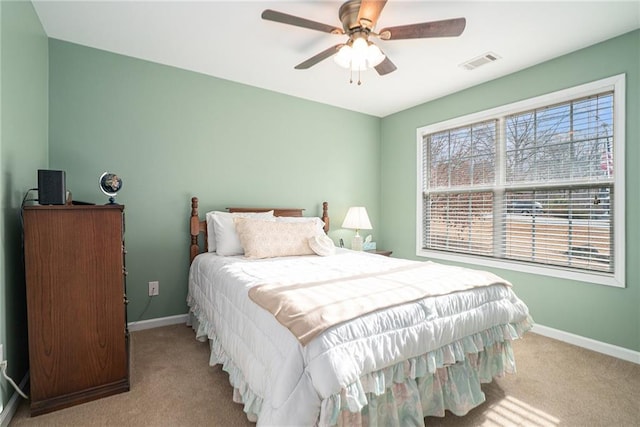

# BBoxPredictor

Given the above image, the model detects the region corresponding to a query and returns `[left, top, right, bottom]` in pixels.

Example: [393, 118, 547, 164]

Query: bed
[187, 197, 532, 426]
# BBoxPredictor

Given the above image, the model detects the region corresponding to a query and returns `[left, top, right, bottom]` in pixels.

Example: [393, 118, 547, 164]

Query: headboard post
[322, 202, 329, 233]
[190, 197, 201, 263]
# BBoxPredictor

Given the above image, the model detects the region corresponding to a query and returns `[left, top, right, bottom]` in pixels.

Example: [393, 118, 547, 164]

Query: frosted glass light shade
[333, 40, 386, 71]
[350, 38, 369, 71]
[342, 207, 372, 231]
[367, 43, 385, 67]
[334, 45, 352, 69]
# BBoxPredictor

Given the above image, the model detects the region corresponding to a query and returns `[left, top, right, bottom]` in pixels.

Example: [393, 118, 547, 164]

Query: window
[417, 75, 625, 287]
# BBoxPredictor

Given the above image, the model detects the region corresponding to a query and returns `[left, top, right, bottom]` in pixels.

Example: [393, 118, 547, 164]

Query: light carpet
[9, 324, 640, 426]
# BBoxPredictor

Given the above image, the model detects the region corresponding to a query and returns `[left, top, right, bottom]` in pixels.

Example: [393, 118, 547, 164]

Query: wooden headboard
[189, 197, 330, 263]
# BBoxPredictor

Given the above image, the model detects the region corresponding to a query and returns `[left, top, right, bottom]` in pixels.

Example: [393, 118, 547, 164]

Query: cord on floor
[0, 360, 29, 400]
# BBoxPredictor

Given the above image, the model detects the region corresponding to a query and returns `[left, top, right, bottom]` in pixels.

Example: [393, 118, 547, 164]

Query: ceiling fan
[261, 0, 466, 82]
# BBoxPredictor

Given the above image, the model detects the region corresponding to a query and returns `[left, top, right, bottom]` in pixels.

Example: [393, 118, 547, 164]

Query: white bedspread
[187, 249, 530, 426]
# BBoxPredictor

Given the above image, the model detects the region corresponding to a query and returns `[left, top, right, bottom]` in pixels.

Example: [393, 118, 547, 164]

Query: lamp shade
[342, 207, 372, 231]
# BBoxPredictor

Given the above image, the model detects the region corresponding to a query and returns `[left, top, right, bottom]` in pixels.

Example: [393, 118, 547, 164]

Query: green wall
[1, 12, 637, 416]
[48, 39, 382, 323]
[0, 0, 48, 411]
[379, 30, 640, 352]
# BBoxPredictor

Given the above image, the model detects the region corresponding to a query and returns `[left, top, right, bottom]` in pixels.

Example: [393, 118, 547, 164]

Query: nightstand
[366, 249, 393, 257]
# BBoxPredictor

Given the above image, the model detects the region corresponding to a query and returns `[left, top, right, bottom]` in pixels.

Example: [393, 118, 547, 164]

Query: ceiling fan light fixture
[333, 37, 385, 71]
[350, 37, 369, 70]
[366, 42, 385, 67]
[334, 44, 353, 69]
[262, 1, 467, 78]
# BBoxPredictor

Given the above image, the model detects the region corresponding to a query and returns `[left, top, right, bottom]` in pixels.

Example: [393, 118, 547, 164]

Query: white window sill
[416, 248, 625, 288]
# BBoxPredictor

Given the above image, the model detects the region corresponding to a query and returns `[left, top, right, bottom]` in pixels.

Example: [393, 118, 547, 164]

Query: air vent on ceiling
[460, 52, 501, 70]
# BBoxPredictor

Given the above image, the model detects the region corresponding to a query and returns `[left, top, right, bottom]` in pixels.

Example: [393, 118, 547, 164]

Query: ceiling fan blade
[356, 0, 388, 29]
[379, 17, 466, 40]
[262, 9, 343, 34]
[295, 44, 343, 70]
[374, 56, 397, 76]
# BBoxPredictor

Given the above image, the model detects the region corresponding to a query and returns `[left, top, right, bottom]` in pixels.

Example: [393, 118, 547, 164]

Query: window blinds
[422, 91, 614, 274]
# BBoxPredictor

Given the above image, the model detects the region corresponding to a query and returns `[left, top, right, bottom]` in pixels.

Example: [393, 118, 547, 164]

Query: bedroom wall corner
[0, 0, 49, 415]
[0, 0, 3, 415]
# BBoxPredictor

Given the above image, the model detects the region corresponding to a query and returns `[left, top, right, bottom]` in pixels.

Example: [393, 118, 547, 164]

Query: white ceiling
[32, 0, 640, 117]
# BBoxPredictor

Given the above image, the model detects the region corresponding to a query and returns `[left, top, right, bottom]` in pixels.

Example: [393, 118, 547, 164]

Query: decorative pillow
[308, 234, 336, 257]
[235, 217, 320, 259]
[211, 210, 275, 256]
[275, 216, 326, 234]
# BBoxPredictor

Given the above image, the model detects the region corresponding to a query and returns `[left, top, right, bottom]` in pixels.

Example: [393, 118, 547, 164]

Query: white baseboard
[532, 324, 640, 364]
[128, 313, 189, 332]
[0, 372, 29, 427]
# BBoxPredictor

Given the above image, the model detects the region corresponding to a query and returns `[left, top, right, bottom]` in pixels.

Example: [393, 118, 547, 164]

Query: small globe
[99, 172, 123, 204]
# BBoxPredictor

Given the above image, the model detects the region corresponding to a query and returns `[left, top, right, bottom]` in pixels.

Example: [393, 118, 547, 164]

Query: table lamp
[342, 207, 372, 251]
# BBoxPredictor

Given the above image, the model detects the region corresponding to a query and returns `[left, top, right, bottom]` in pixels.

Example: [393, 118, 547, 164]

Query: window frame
[415, 74, 626, 288]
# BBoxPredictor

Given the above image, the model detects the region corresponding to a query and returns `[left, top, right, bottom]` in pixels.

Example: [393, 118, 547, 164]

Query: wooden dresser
[23, 204, 129, 415]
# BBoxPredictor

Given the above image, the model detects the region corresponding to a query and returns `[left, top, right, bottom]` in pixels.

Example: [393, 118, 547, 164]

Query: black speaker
[38, 169, 66, 205]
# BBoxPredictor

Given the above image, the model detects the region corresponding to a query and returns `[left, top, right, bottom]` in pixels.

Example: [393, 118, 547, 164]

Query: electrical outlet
[148, 281, 159, 297]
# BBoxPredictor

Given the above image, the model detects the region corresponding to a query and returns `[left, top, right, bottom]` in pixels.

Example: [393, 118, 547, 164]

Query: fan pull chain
[348, 67, 363, 85]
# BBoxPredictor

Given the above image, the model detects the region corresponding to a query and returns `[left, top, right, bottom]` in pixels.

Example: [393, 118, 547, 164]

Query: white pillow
[235, 217, 320, 259]
[275, 216, 326, 234]
[308, 234, 336, 257]
[211, 210, 275, 256]
[205, 211, 218, 252]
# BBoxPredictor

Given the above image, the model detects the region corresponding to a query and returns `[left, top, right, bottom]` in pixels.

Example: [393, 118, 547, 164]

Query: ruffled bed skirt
[324, 324, 528, 427]
[188, 299, 532, 427]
